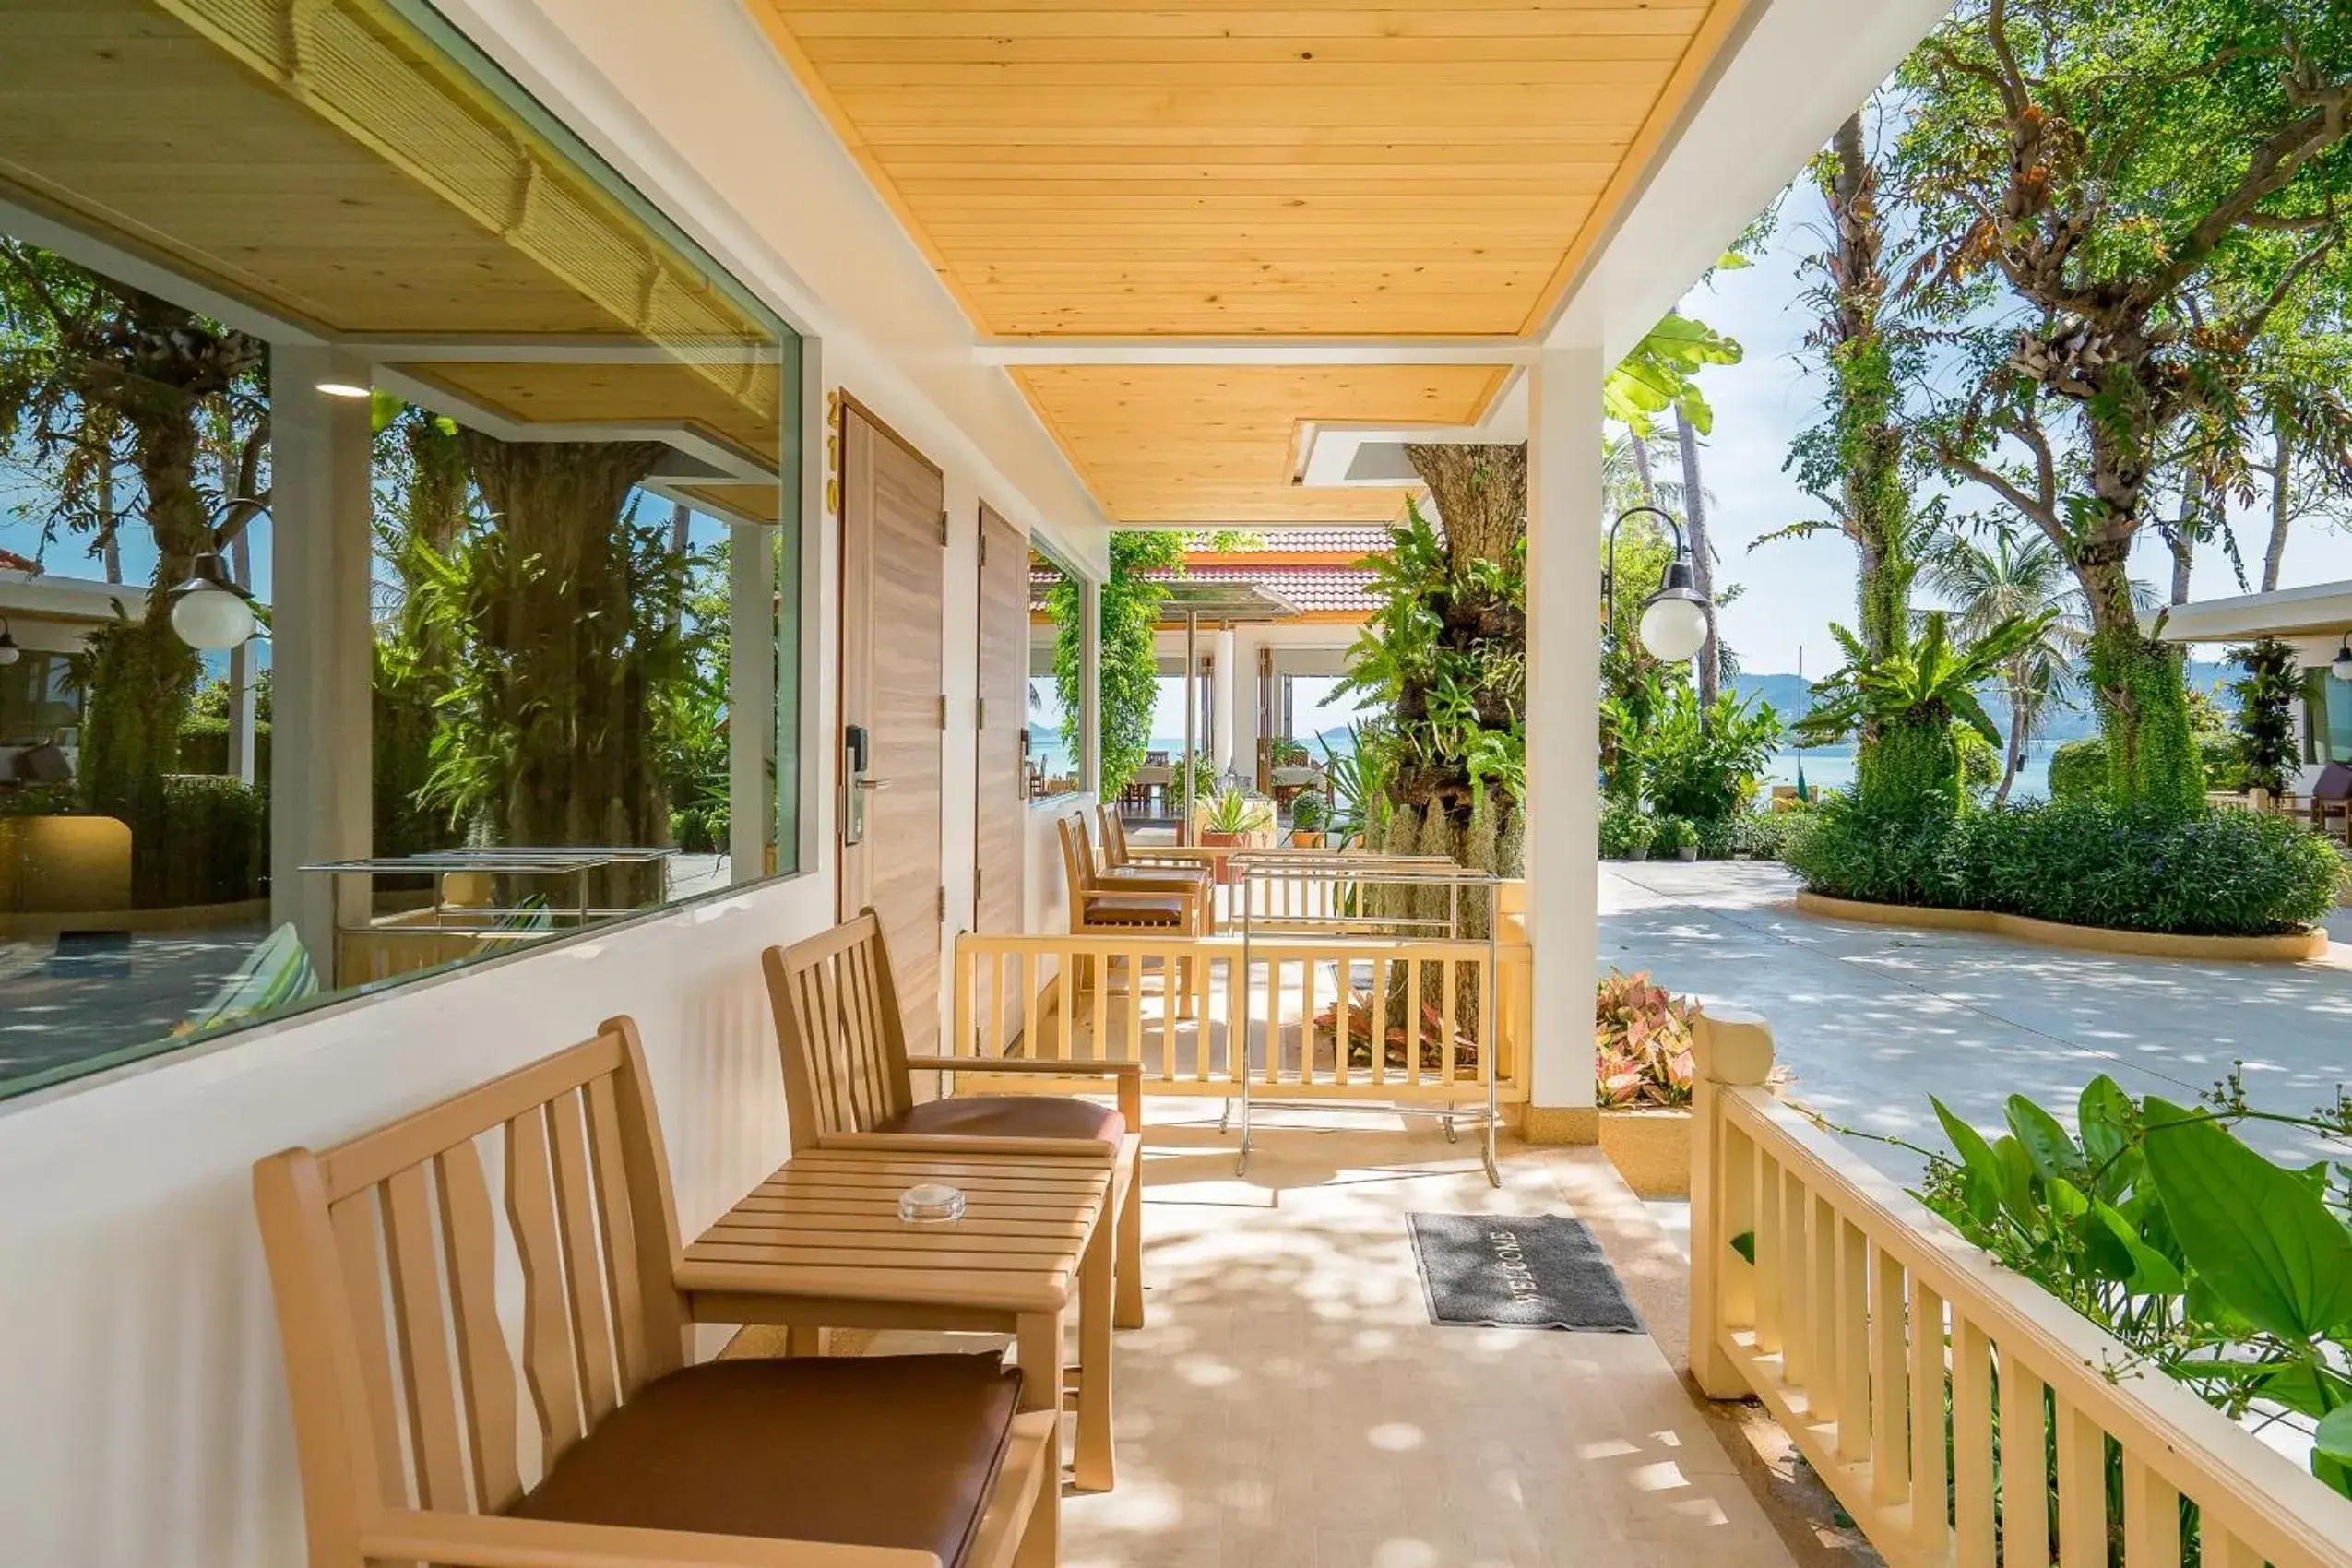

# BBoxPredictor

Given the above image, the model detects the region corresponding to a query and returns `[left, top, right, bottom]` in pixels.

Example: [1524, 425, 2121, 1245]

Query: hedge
[1783, 793, 2342, 937]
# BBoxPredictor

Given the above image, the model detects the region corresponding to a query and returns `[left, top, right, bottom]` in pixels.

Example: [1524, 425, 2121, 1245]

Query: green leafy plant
[1623, 678, 1782, 825]
[1319, 726, 1389, 849]
[1659, 815, 1698, 853]
[1904, 1071, 2352, 1500]
[1287, 789, 1326, 833]
[1799, 611, 2051, 814]
[1051, 532, 1182, 802]
[1598, 799, 1657, 858]
[2232, 638, 2302, 800]
[1200, 787, 1271, 837]
[1269, 737, 1312, 768]
[1594, 968, 1700, 1109]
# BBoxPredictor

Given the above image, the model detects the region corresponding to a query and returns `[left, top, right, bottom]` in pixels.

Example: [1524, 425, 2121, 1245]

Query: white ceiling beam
[975, 338, 1538, 368]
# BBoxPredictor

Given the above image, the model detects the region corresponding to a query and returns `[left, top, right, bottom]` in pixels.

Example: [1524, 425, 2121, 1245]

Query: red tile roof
[1140, 564, 1377, 615]
[1186, 527, 1393, 556]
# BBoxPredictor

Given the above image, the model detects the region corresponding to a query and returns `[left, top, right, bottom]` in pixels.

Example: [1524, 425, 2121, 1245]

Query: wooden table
[675, 1146, 1119, 1490]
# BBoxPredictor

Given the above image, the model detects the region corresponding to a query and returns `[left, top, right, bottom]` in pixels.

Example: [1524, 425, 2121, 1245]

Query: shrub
[1287, 789, 1326, 832]
[1659, 814, 1698, 852]
[1727, 809, 1797, 860]
[2049, 731, 2247, 802]
[176, 713, 273, 778]
[1598, 799, 1656, 858]
[0, 783, 81, 818]
[1781, 792, 1964, 907]
[1630, 683, 1781, 823]
[2231, 639, 2300, 798]
[154, 774, 267, 908]
[1788, 794, 2341, 936]
[1594, 968, 1698, 1109]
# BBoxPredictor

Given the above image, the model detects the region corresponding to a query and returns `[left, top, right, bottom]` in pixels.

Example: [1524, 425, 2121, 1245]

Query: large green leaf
[1933, 1097, 2011, 1223]
[2077, 1076, 2134, 1186]
[2091, 1201, 2184, 1295]
[2143, 1098, 2352, 1341]
[2315, 1407, 2352, 1496]
[2006, 1095, 2089, 1186]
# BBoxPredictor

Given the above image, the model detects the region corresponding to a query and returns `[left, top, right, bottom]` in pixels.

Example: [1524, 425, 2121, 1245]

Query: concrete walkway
[1600, 861, 2352, 1180]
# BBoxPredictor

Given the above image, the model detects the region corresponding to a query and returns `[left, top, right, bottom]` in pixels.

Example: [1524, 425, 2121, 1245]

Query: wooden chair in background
[766, 909, 1147, 1336]
[252, 1016, 1059, 1568]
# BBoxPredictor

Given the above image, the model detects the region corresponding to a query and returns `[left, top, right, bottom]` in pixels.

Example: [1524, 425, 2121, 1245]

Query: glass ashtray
[897, 1182, 968, 1225]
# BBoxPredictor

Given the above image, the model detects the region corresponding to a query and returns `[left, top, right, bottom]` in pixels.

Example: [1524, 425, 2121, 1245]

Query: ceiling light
[315, 381, 372, 399]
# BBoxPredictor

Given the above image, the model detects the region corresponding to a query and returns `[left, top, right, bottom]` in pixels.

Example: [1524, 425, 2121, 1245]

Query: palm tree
[1923, 529, 2089, 803]
[1601, 429, 1683, 517]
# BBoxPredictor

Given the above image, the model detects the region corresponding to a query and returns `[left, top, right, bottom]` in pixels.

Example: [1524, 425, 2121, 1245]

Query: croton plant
[1595, 968, 1700, 1109]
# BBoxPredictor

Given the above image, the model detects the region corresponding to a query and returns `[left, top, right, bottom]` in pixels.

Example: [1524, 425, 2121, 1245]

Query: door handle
[856, 778, 891, 791]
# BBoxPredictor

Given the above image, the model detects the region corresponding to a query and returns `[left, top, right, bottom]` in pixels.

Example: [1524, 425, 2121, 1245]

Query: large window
[0, 0, 801, 1098]
[2304, 670, 2352, 764]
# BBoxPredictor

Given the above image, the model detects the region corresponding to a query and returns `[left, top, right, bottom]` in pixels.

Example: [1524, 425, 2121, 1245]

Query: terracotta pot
[1199, 827, 1245, 883]
[1290, 831, 1325, 849]
[1599, 1108, 1692, 1198]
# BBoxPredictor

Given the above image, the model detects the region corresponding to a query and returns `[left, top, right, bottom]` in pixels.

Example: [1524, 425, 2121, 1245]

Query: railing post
[1690, 1007, 1775, 1400]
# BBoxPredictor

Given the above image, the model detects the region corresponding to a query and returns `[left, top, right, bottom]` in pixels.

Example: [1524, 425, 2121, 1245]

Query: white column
[267, 347, 375, 985]
[1078, 575, 1102, 796]
[729, 519, 778, 885]
[1524, 344, 1605, 1138]
[1211, 625, 1237, 772]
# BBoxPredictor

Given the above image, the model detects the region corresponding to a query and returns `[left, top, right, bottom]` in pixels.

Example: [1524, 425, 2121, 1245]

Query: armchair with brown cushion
[766, 909, 1147, 1334]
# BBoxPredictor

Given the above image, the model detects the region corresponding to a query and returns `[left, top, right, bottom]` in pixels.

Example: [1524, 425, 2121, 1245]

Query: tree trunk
[2075, 427, 2202, 816]
[1822, 112, 1910, 661]
[1399, 442, 1528, 819]
[457, 434, 670, 898]
[2165, 472, 2203, 605]
[1993, 667, 2027, 805]
[2263, 422, 2293, 592]
[1629, 436, 1659, 508]
[1673, 407, 1719, 707]
[1404, 443, 1526, 580]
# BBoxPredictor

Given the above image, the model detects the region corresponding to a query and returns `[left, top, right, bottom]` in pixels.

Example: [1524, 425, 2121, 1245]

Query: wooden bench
[253, 1016, 1058, 1568]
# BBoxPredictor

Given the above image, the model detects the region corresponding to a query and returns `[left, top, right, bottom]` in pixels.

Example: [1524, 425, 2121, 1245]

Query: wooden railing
[949, 930, 1530, 1102]
[1690, 1010, 2352, 1568]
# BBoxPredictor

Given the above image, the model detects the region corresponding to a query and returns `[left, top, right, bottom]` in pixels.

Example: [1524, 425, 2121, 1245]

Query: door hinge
[977, 696, 986, 729]
[938, 694, 950, 730]
[973, 867, 983, 904]
[937, 885, 947, 922]
[978, 529, 988, 567]
[938, 508, 950, 548]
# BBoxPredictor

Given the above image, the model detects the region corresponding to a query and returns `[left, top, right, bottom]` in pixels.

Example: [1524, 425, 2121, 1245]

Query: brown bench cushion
[880, 1093, 1125, 1148]
[505, 1354, 1019, 1566]
[1083, 893, 1186, 924]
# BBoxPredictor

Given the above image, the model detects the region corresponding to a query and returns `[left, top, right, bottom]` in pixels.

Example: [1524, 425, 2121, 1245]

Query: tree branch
[1939, 438, 2063, 541]
[2151, 89, 2352, 302]
[2219, 231, 2341, 346]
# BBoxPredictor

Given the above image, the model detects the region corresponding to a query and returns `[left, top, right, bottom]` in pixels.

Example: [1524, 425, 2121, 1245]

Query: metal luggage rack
[1225, 850, 1503, 1185]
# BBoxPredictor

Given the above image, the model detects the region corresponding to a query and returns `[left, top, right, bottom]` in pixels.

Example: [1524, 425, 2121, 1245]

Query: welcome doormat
[1407, 1213, 1645, 1333]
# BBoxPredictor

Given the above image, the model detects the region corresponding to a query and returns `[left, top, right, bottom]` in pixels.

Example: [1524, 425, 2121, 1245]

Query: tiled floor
[843, 1104, 1796, 1568]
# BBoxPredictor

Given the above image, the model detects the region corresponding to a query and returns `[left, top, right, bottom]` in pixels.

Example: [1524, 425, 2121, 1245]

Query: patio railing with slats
[947, 931, 1528, 1103]
[1689, 1009, 2352, 1568]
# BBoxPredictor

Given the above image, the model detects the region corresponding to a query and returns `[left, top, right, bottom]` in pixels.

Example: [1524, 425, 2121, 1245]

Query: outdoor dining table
[673, 1145, 1118, 1490]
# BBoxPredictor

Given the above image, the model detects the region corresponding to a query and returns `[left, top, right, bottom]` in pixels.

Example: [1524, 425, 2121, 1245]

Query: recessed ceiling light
[315, 381, 372, 398]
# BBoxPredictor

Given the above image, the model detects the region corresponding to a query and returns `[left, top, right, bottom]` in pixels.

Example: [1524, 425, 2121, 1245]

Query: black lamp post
[1601, 505, 1711, 664]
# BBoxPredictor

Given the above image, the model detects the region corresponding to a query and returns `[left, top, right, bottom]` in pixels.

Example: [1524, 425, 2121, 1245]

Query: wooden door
[838, 401, 945, 1055]
[973, 505, 1027, 935]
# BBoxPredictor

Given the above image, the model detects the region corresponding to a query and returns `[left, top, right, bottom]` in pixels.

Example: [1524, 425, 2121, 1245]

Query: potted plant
[1288, 788, 1328, 848]
[1198, 787, 1272, 882]
[1595, 968, 1699, 1197]
[1599, 799, 1656, 861]
[1664, 815, 1699, 861]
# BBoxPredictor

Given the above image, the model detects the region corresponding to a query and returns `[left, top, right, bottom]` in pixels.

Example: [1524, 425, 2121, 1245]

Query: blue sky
[1681, 183, 2352, 679]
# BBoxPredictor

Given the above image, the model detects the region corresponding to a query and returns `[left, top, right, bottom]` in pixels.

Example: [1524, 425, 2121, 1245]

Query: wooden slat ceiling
[0, 0, 782, 514]
[751, 1, 1737, 339]
[1016, 363, 1509, 523]
[752, 0, 1746, 522]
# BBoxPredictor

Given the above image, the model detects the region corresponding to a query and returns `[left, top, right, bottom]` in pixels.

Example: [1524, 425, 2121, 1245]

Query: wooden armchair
[766, 909, 1146, 1336]
[253, 1016, 1058, 1568]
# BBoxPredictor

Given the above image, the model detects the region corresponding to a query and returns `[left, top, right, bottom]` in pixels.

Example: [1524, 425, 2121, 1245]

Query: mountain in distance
[1730, 659, 2237, 748]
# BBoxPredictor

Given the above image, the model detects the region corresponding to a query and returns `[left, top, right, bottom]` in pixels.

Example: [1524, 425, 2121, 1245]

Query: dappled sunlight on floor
[1049, 1112, 1794, 1568]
